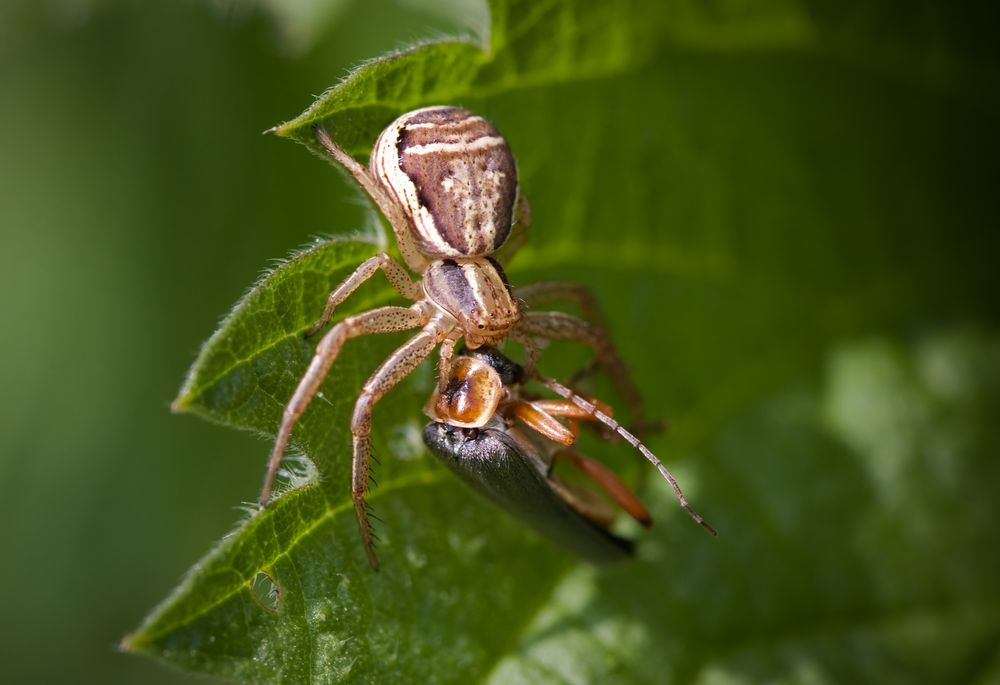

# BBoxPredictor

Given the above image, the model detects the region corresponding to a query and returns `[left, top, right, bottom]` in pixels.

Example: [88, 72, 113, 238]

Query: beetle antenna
[536, 374, 717, 536]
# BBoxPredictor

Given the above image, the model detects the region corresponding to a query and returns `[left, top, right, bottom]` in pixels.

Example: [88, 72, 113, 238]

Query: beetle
[261, 107, 642, 568]
[423, 421, 638, 563]
[423, 347, 716, 563]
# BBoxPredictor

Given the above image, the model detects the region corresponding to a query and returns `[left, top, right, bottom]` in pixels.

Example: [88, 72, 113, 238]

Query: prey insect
[423, 347, 716, 563]
[262, 106, 639, 569]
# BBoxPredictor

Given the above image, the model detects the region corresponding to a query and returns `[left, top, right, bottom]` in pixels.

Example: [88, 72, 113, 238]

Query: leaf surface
[125, 0, 1000, 682]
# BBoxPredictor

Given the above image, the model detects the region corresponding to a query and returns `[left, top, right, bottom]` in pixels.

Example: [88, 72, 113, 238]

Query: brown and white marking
[371, 106, 517, 259]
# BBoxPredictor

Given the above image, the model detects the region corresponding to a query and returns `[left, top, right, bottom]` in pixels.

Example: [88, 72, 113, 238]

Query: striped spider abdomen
[371, 106, 519, 259]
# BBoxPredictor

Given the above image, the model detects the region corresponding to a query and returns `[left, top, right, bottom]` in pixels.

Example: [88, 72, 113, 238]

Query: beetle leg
[306, 252, 422, 337]
[510, 397, 652, 525]
[530, 398, 615, 421]
[506, 397, 616, 446]
[530, 397, 622, 442]
[313, 126, 428, 273]
[553, 449, 653, 528]
[547, 476, 618, 530]
[506, 400, 577, 446]
[350, 315, 453, 569]
[259, 304, 428, 508]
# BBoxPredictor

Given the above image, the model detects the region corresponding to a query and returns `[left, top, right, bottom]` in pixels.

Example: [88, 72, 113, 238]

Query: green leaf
[125, 0, 1000, 683]
[269, 0, 674, 155]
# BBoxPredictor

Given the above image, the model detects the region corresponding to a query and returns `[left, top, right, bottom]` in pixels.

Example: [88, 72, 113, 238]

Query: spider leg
[259, 304, 428, 508]
[436, 335, 459, 393]
[514, 282, 645, 422]
[514, 310, 643, 419]
[552, 449, 653, 528]
[515, 281, 605, 329]
[350, 315, 453, 569]
[313, 126, 427, 273]
[306, 252, 422, 337]
[508, 328, 540, 378]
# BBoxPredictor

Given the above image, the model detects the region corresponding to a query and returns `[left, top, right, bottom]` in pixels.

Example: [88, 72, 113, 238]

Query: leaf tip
[118, 630, 146, 654]
[170, 393, 191, 414]
[269, 122, 293, 138]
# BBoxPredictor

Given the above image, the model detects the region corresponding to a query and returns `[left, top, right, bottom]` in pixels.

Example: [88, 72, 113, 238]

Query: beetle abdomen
[423, 422, 634, 564]
[370, 106, 518, 259]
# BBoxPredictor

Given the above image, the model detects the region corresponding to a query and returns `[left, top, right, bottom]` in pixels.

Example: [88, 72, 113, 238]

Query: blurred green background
[1, 1, 998, 684]
[0, 2, 481, 683]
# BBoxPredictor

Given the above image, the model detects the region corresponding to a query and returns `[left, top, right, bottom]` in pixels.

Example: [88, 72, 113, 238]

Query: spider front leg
[515, 310, 635, 402]
[436, 336, 458, 393]
[515, 281, 606, 331]
[313, 126, 427, 273]
[350, 314, 454, 569]
[306, 252, 421, 337]
[260, 304, 428, 507]
[515, 282, 645, 422]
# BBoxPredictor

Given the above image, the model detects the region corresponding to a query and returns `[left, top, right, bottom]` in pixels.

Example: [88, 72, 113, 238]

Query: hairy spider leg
[514, 310, 636, 411]
[350, 314, 454, 569]
[515, 282, 646, 422]
[306, 252, 422, 337]
[259, 304, 428, 507]
[435, 337, 458, 393]
[313, 126, 428, 273]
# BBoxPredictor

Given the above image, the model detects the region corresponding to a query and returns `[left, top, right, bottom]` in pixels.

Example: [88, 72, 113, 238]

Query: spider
[262, 106, 642, 569]
[423, 346, 716, 563]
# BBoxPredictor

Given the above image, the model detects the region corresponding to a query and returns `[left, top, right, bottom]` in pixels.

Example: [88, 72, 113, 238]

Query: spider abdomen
[370, 106, 518, 260]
